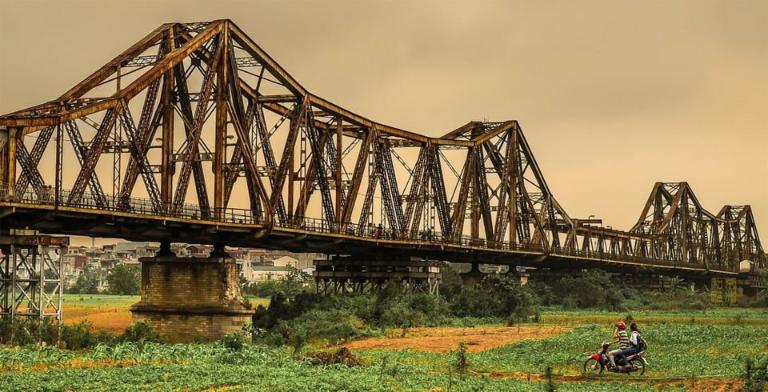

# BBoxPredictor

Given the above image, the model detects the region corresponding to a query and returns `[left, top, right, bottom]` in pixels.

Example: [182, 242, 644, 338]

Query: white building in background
[238, 255, 303, 282]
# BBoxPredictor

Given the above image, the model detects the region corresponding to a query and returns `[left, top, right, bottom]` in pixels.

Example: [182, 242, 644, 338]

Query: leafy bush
[452, 274, 538, 320]
[252, 274, 541, 346]
[526, 269, 715, 311]
[0, 318, 59, 346]
[277, 308, 363, 345]
[0, 318, 114, 349]
[303, 347, 364, 367]
[220, 331, 247, 351]
[743, 356, 768, 392]
[241, 269, 313, 298]
[554, 270, 625, 310]
[67, 268, 101, 294]
[454, 341, 469, 373]
[121, 321, 160, 344]
[60, 320, 115, 350]
[106, 264, 141, 295]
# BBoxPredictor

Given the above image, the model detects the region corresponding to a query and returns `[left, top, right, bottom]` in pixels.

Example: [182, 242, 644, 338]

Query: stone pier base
[130, 255, 253, 342]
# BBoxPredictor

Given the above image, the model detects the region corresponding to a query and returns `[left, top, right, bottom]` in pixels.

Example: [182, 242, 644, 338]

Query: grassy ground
[355, 323, 766, 377]
[0, 343, 658, 391]
[2, 298, 764, 391]
[540, 307, 768, 326]
[62, 294, 269, 333]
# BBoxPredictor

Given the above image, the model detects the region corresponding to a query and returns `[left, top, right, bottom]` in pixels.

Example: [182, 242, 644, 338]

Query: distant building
[59, 240, 321, 289]
[240, 263, 295, 282]
[238, 255, 302, 282]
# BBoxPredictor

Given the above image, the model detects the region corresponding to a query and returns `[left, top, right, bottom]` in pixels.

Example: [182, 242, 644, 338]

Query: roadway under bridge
[0, 20, 764, 340]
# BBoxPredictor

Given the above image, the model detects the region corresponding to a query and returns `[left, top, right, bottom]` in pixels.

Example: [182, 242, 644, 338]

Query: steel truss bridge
[0, 20, 764, 282]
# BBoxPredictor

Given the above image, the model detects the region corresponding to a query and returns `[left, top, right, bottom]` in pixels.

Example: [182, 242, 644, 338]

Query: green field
[64, 294, 142, 306]
[2, 303, 765, 391]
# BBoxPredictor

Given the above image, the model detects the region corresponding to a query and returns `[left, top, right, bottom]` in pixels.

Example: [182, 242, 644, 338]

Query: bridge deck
[0, 193, 740, 277]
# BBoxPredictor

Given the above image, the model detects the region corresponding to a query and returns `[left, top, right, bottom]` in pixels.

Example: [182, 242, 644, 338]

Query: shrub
[303, 347, 364, 367]
[121, 321, 160, 344]
[554, 270, 616, 309]
[67, 268, 101, 294]
[452, 274, 538, 320]
[0, 318, 116, 349]
[60, 321, 115, 350]
[287, 308, 363, 344]
[743, 356, 768, 392]
[290, 325, 307, 355]
[0, 318, 59, 346]
[454, 341, 469, 373]
[241, 269, 313, 299]
[106, 264, 141, 295]
[220, 331, 247, 351]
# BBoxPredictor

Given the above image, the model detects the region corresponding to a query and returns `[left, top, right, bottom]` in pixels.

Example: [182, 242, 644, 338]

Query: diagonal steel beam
[67, 109, 117, 206]
[63, 121, 107, 206]
[171, 36, 223, 216]
[15, 126, 54, 197]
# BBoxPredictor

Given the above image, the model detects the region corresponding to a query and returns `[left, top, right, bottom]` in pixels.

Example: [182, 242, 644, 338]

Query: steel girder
[0, 20, 764, 276]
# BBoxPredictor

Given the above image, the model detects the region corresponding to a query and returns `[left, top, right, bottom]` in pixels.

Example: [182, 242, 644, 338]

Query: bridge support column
[459, 263, 484, 286]
[314, 255, 441, 295]
[0, 231, 68, 344]
[0, 127, 18, 196]
[130, 254, 253, 342]
[709, 277, 739, 305]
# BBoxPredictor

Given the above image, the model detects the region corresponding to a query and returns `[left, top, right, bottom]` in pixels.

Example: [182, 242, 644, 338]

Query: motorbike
[583, 341, 647, 376]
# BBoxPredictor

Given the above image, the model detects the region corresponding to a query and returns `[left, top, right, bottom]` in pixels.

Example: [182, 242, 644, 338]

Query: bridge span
[0, 20, 764, 340]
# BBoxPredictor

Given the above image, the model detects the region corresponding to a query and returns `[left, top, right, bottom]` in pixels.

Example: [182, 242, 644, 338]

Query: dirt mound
[303, 347, 364, 367]
[344, 325, 570, 353]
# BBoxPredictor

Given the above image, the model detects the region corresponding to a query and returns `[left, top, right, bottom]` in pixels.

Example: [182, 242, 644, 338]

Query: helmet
[616, 321, 626, 330]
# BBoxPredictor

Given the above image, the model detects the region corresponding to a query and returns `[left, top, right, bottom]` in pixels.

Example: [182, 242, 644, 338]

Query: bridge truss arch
[0, 20, 763, 276]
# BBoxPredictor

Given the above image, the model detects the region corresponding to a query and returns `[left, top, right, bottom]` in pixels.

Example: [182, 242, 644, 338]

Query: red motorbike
[583, 342, 647, 376]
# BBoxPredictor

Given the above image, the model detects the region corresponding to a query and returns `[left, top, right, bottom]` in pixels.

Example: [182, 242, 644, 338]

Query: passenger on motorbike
[608, 321, 631, 368]
[615, 322, 642, 368]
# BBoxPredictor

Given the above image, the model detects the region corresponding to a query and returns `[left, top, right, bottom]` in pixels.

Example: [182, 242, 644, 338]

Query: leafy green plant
[121, 321, 160, 345]
[743, 356, 768, 392]
[454, 341, 469, 374]
[219, 332, 246, 351]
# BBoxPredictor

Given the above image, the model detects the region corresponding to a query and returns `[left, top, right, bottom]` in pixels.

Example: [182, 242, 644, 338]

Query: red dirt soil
[63, 305, 133, 333]
[344, 325, 571, 353]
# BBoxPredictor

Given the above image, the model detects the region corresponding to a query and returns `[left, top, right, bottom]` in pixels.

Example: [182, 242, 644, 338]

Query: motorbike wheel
[629, 359, 646, 376]
[583, 358, 604, 376]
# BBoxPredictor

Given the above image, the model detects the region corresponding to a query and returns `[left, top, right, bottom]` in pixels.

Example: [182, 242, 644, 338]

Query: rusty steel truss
[0, 234, 68, 334]
[0, 20, 764, 277]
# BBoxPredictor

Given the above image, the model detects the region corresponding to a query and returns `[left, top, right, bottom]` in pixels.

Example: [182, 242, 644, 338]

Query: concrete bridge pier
[130, 243, 253, 342]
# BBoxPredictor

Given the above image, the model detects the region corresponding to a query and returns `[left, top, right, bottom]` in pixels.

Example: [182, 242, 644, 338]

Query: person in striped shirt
[608, 321, 631, 368]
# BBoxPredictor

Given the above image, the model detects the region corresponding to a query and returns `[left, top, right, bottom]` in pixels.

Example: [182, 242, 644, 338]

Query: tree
[68, 268, 101, 294]
[106, 264, 141, 295]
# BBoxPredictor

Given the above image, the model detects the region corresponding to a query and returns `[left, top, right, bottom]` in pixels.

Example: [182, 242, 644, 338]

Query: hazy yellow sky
[1, 0, 766, 244]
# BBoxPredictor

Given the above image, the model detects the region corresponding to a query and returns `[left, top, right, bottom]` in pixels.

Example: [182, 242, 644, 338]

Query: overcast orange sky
[1, 0, 766, 246]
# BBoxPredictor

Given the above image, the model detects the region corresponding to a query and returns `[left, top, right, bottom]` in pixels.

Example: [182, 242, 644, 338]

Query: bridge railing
[0, 185, 745, 271]
[0, 186, 264, 225]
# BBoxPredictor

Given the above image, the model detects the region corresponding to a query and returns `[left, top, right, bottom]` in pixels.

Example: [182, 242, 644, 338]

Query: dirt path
[478, 370, 744, 391]
[344, 325, 571, 353]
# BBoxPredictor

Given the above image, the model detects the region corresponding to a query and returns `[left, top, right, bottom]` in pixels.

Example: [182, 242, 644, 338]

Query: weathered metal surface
[0, 20, 763, 279]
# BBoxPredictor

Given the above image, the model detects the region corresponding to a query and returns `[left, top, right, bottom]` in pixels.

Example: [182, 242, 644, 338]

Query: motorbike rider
[614, 322, 642, 368]
[608, 321, 631, 368]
